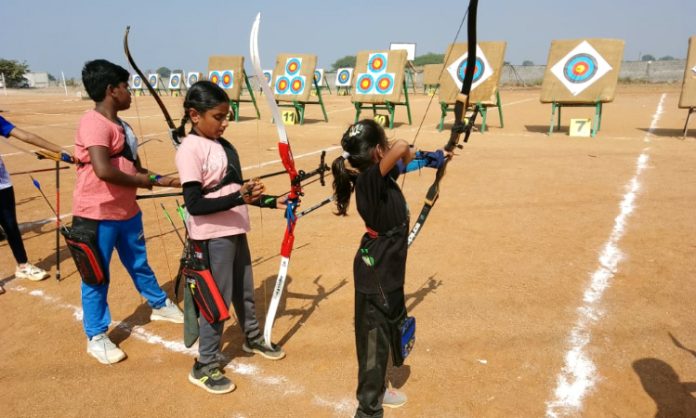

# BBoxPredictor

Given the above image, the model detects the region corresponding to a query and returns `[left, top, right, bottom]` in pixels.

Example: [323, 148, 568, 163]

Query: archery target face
[375, 74, 395, 94]
[285, 58, 302, 75]
[335, 68, 353, 86]
[314, 69, 324, 83]
[275, 76, 290, 94]
[187, 72, 200, 87]
[368, 53, 387, 73]
[221, 70, 234, 89]
[447, 45, 493, 92]
[148, 74, 159, 88]
[208, 71, 221, 85]
[263, 70, 273, 86]
[551, 40, 612, 96]
[290, 77, 305, 94]
[131, 74, 143, 89]
[356, 74, 374, 94]
[168, 73, 182, 89]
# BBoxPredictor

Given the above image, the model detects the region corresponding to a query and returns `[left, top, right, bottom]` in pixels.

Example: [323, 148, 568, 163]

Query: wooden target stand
[313, 73, 332, 95]
[547, 101, 603, 137]
[353, 79, 412, 129]
[275, 77, 329, 125]
[438, 89, 503, 133]
[228, 70, 261, 121]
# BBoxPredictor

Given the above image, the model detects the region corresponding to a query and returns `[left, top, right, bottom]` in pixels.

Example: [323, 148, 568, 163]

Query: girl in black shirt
[332, 119, 446, 417]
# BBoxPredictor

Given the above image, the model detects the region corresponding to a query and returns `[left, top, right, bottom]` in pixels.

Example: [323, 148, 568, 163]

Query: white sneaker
[15, 263, 49, 281]
[383, 388, 407, 409]
[150, 298, 184, 324]
[87, 333, 126, 365]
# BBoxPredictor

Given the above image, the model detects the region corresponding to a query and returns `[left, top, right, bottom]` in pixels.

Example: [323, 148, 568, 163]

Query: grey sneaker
[242, 336, 286, 360]
[151, 298, 184, 323]
[188, 361, 235, 394]
[87, 333, 126, 365]
[383, 388, 407, 409]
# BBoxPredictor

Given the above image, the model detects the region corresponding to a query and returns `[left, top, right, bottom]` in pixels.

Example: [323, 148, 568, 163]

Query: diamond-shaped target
[446, 45, 493, 92]
[550, 40, 612, 96]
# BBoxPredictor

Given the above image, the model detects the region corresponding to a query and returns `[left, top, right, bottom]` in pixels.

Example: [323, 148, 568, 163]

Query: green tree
[413, 53, 444, 66]
[658, 55, 675, 61]
[48, 73, 57, 82]
[522, 60, 534, 66]
[641, 54, 656, 61]
[331, 55, 356, 71]
[156, 66, 171, 78]
[0, 59, 30, 86]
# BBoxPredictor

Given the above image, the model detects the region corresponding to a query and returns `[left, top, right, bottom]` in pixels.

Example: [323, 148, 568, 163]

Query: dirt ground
[1, 83, 695, 418]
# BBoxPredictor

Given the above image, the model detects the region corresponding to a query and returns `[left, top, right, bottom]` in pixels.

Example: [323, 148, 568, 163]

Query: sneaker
[0, 226, 6, 242]
[15, 263, 49, 281]
[188, 361, 235, 394]
[242, 336, 286, 360]
[87, 333, 126, 365]
[0, 284, 5, 295]
[151, 298, 184, 323]
[382, 388, 407, 409]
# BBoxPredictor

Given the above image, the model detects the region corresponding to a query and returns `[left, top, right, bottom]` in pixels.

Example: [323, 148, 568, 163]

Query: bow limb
[250, 13, 301, 348]
[123, 26, 180, 149]
[407, 0, 478, 247]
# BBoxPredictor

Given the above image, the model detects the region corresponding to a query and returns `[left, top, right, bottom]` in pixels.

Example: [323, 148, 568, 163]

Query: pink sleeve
[176, 140, 204, 184]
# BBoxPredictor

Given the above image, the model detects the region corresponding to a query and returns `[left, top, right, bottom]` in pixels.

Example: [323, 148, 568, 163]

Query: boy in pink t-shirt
[75, 59, 183, 365]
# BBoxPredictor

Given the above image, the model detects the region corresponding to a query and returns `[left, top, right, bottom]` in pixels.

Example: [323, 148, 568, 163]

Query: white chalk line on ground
[545, 93, 666, 417]
[5, 283, 355, 416]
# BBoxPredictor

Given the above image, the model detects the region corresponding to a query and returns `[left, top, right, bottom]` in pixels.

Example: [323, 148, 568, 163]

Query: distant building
[24, 72, 50, 88]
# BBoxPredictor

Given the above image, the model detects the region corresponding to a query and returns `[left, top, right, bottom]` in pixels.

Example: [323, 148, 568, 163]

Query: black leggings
[0, 186, 28, 264]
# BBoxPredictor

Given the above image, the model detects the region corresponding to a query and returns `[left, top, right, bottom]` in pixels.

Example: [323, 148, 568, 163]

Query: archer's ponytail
[332, 155, 356, 216]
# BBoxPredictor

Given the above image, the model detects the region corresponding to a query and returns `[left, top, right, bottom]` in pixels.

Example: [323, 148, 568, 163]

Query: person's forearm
[11, 128, 65, 154]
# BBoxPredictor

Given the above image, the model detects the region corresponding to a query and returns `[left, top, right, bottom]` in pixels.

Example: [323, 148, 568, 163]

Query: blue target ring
[375, 74, 394, 94]
[290, 77, 305, 94]
[188, 73, 198, 86]
[457, 57, 485, 84]
[170, 74, 180, 87]
[133, 75, 142, 88]
[314, 70, 322, 83]
[286, 58, 301, 76]
[221, 70, 234, 89]
[356, 74, 374, 94]
[368, 53, 387, 73]
[276, 76, 290, 94]
[338, 69, 351, 84]
[263, 71, 272, 84]
[563, 53, 598, 83]
[148, 75, 158, 87]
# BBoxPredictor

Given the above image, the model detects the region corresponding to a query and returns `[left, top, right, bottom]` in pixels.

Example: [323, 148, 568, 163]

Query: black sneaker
[188, 361, 235, 394]
[242, 336, 286, 360]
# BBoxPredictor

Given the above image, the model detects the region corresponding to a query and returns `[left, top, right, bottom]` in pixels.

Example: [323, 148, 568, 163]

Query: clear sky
[1, 0, 694, 79]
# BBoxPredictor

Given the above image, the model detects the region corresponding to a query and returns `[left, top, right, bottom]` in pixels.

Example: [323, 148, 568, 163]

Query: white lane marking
[545, 93, 665, 417]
